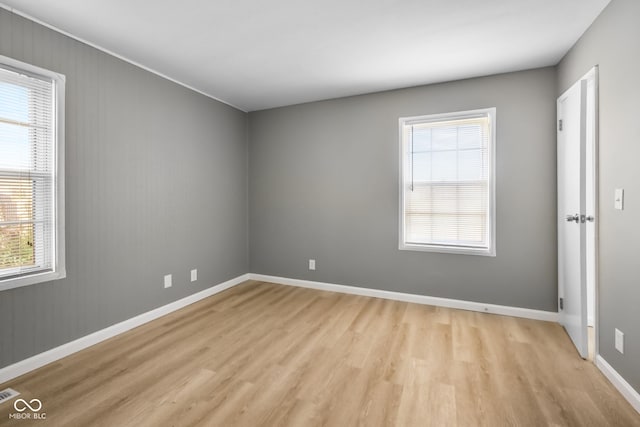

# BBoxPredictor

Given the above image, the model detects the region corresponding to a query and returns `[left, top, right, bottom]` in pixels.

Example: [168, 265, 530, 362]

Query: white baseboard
[0, 273, 249, 385]
[5, 271, 637, 417]
[0, 272, 560, 385]
[595, 355, 640, 414]
[249, 274, 558, 322]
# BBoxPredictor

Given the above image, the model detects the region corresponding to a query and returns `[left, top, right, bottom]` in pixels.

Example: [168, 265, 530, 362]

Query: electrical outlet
[191, 269, 197, 282]
[164, 274, 172, 288]
[309, 259, 316, 271]
[615, 328, 624, 354]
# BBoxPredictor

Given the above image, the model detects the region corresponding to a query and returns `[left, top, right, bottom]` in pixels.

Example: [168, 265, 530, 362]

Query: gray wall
[558, 0, 640, 393]
[249, 67, 558, 312]
[0, 9, 248, 369]
[9, 1, 633, 388]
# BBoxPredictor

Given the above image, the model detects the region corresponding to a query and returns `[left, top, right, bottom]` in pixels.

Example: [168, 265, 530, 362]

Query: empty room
[0, 0, 639, 425]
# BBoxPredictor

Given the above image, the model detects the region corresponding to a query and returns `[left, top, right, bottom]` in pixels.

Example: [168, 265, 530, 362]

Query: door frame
[587, 65, 600, 359]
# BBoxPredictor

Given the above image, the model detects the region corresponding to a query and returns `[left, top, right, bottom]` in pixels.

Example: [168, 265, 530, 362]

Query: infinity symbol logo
[14, 398, 43, 412]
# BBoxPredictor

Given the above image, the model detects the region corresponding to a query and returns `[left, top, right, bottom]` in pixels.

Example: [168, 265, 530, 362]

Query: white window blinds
[399, 109, 495, 255]
[0, 57, 65, 287]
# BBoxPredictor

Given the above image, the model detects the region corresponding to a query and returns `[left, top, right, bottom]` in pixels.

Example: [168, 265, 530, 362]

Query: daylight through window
[0, 56, 65, 289]
[399, 108, 495, 256]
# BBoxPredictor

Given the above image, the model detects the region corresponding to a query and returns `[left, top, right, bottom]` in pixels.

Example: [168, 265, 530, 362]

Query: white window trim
[398, 108, 496, 257]
[0, 55, 66, 291]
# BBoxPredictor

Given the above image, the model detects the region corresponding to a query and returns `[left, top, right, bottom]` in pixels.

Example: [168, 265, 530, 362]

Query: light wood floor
[1, 280, 639, 426]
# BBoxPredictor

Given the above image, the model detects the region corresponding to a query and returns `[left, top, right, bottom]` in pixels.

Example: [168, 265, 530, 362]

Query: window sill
[0, 269, 66, 292]
[399, 243, 495, 257]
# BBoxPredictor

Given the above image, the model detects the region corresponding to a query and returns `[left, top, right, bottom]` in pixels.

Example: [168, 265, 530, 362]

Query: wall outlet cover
[309, 259, 316, 271]
[191, 269, 197, 282]
[164, 274, 172, 288]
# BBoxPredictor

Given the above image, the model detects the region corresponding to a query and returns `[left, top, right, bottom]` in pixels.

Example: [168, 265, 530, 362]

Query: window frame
[398, 107, 496, 256]
[0, 55, 66, 291]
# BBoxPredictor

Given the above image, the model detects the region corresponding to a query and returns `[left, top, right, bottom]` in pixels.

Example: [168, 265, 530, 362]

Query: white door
[557, 79, 588, 358]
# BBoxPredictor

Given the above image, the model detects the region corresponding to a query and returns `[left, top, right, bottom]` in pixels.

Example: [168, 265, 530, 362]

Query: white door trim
[586, 65, 600, 358]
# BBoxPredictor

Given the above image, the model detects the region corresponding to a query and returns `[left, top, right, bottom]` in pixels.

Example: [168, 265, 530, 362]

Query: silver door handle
[586, 216, 595, 222]
[566, 214, 580, 223]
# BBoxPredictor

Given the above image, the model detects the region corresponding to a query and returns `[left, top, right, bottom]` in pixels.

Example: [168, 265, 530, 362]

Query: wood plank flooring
[0, 280, 638, 426]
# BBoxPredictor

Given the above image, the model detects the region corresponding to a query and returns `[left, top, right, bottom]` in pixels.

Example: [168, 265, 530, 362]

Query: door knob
[566, 214, 580, 223]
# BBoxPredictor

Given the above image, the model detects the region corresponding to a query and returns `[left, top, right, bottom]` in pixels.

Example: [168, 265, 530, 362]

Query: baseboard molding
[249, 273, 558, 322]
[0, 272, 561, 385]
[5, 271, 637, 416]
[0, 273, 249, 385]
[595, 355, 640, 414]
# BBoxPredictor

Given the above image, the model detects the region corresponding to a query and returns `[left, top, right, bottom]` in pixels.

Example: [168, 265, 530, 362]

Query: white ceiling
[1, 0, 610, 111]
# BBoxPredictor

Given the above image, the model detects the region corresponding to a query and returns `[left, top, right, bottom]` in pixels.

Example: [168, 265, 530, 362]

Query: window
[0, 55, 65, 290]
[399, 108, 495, 256]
